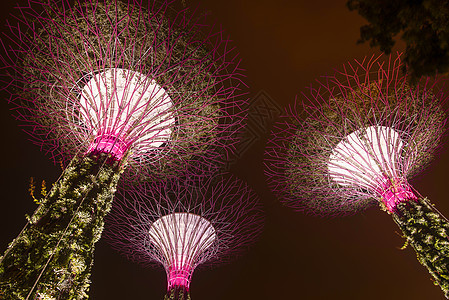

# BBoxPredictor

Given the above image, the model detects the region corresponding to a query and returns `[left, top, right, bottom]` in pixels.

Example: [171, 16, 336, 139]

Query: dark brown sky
[1, 0, 448, 299]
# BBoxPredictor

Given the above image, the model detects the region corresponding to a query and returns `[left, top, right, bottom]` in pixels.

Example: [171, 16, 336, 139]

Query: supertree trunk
[164, 285, 191, 300]
[391, 197, 449, 297]
[0, 152, 123, 299]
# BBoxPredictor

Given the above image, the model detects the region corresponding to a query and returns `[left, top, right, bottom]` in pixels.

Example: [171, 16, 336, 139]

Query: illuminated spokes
[328, 125, 403, 190]
[74, 68, 176, 159]
[148, 213, 216, 289]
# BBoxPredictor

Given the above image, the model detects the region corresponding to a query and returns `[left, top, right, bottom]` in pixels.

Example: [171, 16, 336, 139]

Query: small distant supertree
[0, 0, 246, 299]
[105, 175, 264, 300]
[265, 54, 449, 297]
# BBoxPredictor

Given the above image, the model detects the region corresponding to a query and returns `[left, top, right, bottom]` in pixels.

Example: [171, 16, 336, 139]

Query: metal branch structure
[105, 175, 264, 300]
[1, 0, 247, 178]
[0, 0, 247, 298]
[265, 54, 449, 297]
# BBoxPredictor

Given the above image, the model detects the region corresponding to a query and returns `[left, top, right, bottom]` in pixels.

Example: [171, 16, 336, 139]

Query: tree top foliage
[347, 0, 449, 81]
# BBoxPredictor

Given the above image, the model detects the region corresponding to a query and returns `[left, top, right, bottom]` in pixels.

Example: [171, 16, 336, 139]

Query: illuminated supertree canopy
[1, 0, 246, 177]
[265, 54, 449, 297]
[0, 0, 246, 298]
[105, 175, 264, 300]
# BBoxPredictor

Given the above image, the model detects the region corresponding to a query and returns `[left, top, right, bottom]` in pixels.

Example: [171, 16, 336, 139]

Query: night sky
[1, 0, 449, 299]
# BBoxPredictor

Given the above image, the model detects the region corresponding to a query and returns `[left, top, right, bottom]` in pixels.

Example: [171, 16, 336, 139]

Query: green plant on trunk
[392, 197, 449, 297]
[0, 153, 123, 299]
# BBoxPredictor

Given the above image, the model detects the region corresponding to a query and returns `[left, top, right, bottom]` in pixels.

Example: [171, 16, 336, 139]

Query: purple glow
[167, 266, 193, 289]
[87, 135, 129, 160]
[378, 178, 417, 212]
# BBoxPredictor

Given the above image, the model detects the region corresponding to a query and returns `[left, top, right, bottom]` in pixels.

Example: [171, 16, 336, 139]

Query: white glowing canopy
[78, 68, 176, 158]
[148, 212, 216, 288]
[327, 125, 404, 189]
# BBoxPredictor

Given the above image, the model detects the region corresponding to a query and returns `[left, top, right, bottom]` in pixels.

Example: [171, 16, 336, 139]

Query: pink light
[167, 264, 193, 290]
[377, 178, 417, 212]
[148, 213, 216, 292]
[87, 135, 129, 160]
[78, 68, 175, 161]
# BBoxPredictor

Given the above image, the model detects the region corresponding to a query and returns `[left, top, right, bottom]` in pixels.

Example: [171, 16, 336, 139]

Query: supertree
[265, 54, 449, 297]
[0, 0, 246, 298]
[105, 175, 264, 300]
